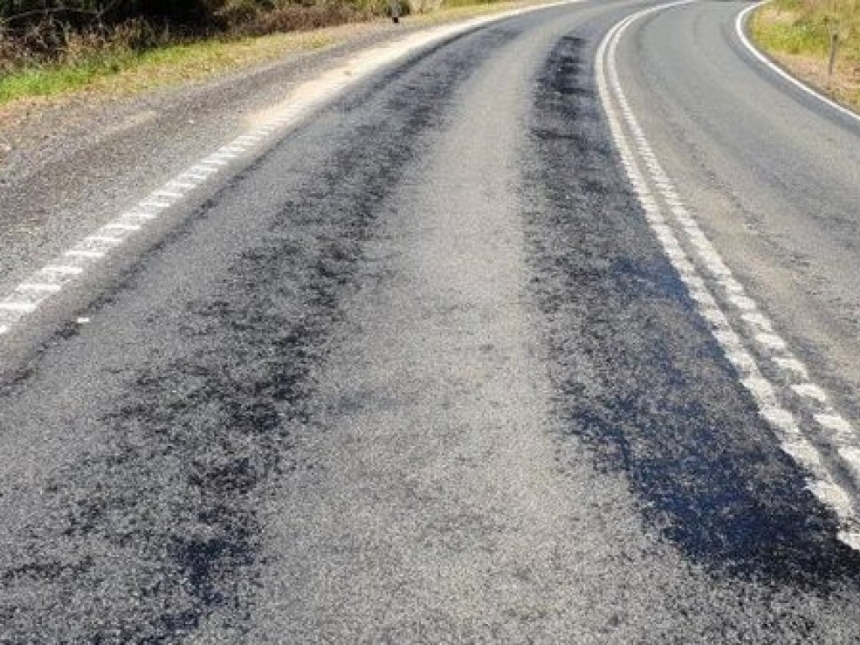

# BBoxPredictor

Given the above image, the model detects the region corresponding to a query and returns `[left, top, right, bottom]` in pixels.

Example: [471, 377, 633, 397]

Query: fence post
[828, 31, 838, 77]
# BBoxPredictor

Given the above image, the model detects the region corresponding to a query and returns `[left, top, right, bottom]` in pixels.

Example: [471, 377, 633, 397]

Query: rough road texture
[2, 1, 860, 643]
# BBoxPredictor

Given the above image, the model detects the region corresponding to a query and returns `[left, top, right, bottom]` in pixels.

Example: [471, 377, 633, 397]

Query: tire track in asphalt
[524, 22, 860, 583]
[0, 23, 517, 642]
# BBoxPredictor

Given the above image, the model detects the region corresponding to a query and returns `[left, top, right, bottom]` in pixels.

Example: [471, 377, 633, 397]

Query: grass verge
[0, 1, 533, 107]
[750, 0, 860, 113]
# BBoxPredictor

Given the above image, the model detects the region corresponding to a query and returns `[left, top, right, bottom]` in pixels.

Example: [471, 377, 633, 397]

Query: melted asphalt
[2, 1, 860, 642]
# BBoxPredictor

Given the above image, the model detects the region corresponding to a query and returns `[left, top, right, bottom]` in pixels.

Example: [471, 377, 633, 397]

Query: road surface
[2, 0, 860, 641]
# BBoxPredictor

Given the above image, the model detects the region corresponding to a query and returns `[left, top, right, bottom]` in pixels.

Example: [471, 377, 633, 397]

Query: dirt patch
[769, 49, 860, 111]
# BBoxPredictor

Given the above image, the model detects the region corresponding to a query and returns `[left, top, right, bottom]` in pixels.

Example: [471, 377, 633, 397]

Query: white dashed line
[727, 293, 757, 311]
[64, 250, 106, 259]
[597, 1, 860, 549]
[0, 301, 38, 313]
[741, 311, 773, 331]
[86, 236, 125, 245]
[792, 382, 828, 403]
[773, 355, 808, 378]
[152, 189, 184, 200]
[103, 223, 142, 232]
[125, 209, 159, 221]
[18, 284, 63, 293]
[839, 447, 860, 487]
[815, 413, 853, 438]
[201, 158, 230, 168]
[755, 332, 787, 351]
[181, 169, 215, 181]
[43, 266, 84, 276]
[166, 180, 198, 190]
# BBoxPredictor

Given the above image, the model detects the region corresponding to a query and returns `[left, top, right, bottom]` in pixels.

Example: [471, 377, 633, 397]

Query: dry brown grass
[751, 1, 860, 113]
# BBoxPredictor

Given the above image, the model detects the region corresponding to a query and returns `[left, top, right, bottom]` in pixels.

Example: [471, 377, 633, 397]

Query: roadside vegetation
[0, 0, 508, 104]
[750, 0, 860, 112]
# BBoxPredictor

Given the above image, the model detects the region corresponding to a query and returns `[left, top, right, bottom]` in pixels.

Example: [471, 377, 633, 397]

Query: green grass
[0, 31, 333, 104]
[753, 15, 829, 56]
[750, 0, 860, 111]
[751, 0, 859, 59]
[0, 56, 129, 103]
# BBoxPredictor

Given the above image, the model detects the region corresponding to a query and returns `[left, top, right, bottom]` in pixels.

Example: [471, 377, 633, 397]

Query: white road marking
[839, 447, 860, 487]
[728, 293, 757, 311]
[18, 284, 63, 293]
[178, 172, 210, 183]
[165, 179, 197, 190]
[597, 1, 860, 549]
[152, 189, 184, 200]
[0, 301, 38, 313]
[755, 332, 787, 351]
[741, 311, 773, 331]
[125, 208, 160, 220]
[86, 236, 124, 245]
[65, 250, 106, 259]
[792, 382, 828, 403]
[43, 266, 84, 275]
[736, 3, 860, 125]
[139, 199, 172, 210]
[200, 157, 230, 168]
[773, 355, 809, 378]
[102, 223, 142, 232]
[0, 0, 576, 338]
[815, 413, 853, 438]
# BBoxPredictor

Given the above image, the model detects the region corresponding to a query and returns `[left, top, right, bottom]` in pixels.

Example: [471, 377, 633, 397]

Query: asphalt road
[2, 0, 860, 642]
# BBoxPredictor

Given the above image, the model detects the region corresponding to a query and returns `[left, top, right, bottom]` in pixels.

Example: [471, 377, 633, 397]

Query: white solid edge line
[0, 0, 580, 338]
[735, 2, 860, 126]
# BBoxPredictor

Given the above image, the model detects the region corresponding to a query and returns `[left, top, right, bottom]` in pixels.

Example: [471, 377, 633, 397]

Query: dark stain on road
[0, 25, 520, 643]
[523, 32, 860, 588]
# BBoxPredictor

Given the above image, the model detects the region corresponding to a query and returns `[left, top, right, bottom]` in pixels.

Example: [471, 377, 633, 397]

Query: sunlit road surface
[2, 1, 860, 641]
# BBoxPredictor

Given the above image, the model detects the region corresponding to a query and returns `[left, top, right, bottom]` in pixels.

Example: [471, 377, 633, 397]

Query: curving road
[2, 0, 860, 641]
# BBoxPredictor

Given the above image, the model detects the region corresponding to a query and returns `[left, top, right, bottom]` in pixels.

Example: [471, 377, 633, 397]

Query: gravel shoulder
[0, 21, 393, 182]
[0, 3, 542, 183]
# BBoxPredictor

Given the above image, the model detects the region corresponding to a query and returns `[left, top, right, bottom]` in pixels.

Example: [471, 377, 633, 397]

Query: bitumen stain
[525, 32, 860, 587]
[0, 24, 527, 642]
[5, 15, 860, 643]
